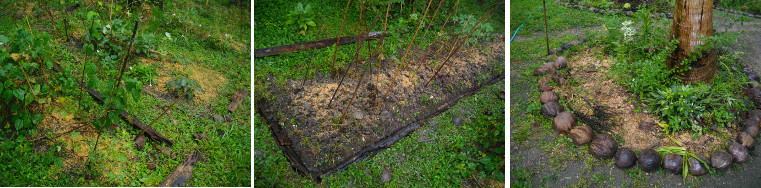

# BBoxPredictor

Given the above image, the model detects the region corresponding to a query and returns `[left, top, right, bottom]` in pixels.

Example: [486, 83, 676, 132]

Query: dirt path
[511, 10, 761, 187]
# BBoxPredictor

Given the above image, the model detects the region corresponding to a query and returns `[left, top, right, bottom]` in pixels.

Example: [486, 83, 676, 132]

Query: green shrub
[166, 74, 203, 99]
[645, 84, 721, 134]
[285, 2, 316, 35]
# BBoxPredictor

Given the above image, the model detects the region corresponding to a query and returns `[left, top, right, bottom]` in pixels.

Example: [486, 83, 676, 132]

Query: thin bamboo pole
[425, 6, 495, 87]
[378, 0, 434, 102]
[340, 2, 393, 122]
[329, 0, 353, 78]
[411, 0, 459, 81]
[301, 14, 328, 87]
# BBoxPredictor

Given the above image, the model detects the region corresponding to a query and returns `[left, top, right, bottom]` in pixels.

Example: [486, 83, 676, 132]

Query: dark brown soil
[256, 35, 505, 180]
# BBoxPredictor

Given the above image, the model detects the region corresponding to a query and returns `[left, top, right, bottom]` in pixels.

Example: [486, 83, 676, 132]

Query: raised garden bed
[534, 33, 761, 179]
[256, 35, 505, 181]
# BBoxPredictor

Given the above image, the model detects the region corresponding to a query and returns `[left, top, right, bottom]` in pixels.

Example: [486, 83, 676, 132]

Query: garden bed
[256, 35, 505, 181]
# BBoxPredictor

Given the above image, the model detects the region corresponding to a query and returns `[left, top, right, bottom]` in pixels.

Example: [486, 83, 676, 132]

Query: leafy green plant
[166, 74, 203, 99]
[645, 84, 722, 134]
[125, 63, 157, 85]
[285, 3, 317, 35]
[454, 14, 495, 45]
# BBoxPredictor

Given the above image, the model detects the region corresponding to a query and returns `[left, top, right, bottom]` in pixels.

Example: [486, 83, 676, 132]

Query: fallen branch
[253, 22, 457, 58]
[52, 63, 174, 146]
[160, 151, 202, 186]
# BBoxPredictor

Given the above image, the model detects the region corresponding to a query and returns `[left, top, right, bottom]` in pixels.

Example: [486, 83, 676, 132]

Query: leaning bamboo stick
[425, 6, 496, 87]
[411, 0, 459, 81]
[327, 0, 378, 108]
[301, 14, 328, 87]
[341, 2, 393, 122]
[329, 0, 353, 78]
[379, 0, 434, 102]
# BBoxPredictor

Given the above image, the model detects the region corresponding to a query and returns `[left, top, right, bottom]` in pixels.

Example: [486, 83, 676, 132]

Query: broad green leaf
[85, 62, 97, 77]
[306, 20, 316, 27]
[13, 89, 25, 101]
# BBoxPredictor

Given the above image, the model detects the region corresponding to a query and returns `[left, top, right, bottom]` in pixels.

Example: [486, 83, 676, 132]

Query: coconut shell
[688, 155, 709, 176]
[570, 40, 581, 46]
[743, 119, 760, 137]
[569, 125, 593, 145]
[539, 85, 554, 92]
[540, 91, 559, 104]
[541, 102, 563, 118]
[589, 134, 618, 159]
[662, 154, 683, 174]
[614, 148, 637, 169]
[749, 109, 761, 122]
[554, 56, 567, 69]
[534, 64, 554, 76]
[728, 142, 750, 163]
[736, 132, 756, 151]
[638, 149, 661, 172]
[710, 151, 733, 171]
[553, 112, 576, 133]
[538, 75, 553, 90]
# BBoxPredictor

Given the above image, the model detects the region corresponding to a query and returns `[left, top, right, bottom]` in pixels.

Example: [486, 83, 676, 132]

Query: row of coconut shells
[535, 38, 758, 177]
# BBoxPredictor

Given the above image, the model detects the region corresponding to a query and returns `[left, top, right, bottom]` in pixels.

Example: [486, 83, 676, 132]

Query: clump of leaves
[285, 2, 316, 35]
[125, 63, 157, 85]
[166, 74, 203, 99]
[454, 14, 495, 46]
[645, 84, 725, 134]
[655, 136, 710, 183]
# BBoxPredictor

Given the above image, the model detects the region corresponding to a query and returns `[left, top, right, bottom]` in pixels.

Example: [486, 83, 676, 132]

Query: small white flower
[96, 50, 100, 53]
[429, 95, 433, 99]
[129, 66, 133, 70]
[225, 34, 228, 37]
[172, 13, 176, 16]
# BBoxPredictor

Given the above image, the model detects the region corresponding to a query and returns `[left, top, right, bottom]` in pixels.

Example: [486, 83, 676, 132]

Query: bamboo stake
[425, 6, 495, 87]
[329, 0, 353, 79]
[543, 0, 550, 56]
[411, 0, 458, 81]
[301, 14, 328, 87]
[340, 2, 392, 122]
[379, 0, 434, 101]
[327, 0, 376, 108]
[98, 20, 140, 129]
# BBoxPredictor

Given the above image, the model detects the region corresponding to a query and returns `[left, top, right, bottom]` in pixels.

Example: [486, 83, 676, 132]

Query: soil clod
[380, 167, 393, 184]
[453, 116, 464, 127]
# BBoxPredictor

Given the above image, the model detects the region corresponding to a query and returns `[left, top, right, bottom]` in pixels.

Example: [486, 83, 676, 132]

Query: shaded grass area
[719, 0, 761, 15]
[255, 81, 505, 186]
[0, 0, 250, 186]
[509, 0, 604, 38]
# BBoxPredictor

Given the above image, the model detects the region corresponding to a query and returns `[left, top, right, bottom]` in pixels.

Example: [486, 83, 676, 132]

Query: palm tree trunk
[668, 0, 717, 83]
